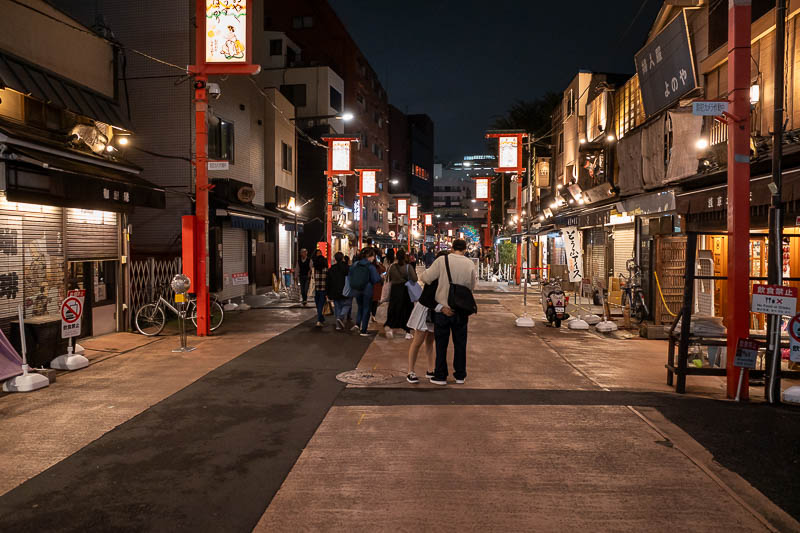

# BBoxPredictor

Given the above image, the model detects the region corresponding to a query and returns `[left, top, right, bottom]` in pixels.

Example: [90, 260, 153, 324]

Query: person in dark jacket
[348, 247, 381, 336]
[327, 252, 351, 331]
[295, 248, 311, 306]
[424, 248, 436, 269]
[312, 250, 329, 326]
[384, 248, 417, 339]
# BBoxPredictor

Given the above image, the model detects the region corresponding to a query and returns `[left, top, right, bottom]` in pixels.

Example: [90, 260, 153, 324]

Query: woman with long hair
[384, 248, 417, 339]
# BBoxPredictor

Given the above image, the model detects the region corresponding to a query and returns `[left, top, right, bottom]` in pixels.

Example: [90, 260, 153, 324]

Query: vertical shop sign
[560, 226, 584, 282]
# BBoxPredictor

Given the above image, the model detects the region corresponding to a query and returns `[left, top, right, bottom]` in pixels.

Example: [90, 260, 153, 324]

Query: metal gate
[654, 235, 686, 325]
[129, 256, 182, 320]
[584, 227, 606, 290]
[613, 224, 636, 278]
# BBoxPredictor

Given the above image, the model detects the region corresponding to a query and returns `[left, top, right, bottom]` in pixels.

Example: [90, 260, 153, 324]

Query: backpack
[349, 262, 370, 291]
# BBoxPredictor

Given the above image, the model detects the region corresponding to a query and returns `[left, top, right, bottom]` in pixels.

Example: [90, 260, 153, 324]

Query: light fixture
[556, 183, 563, 190]
[117, 136, 129, 146]
[579, 138, 586, 144]
[695, 138, 709, 150]
[340, 112, 354, 121]
[105, 145, 114, 153]
[607, 134, 616, 142]
[569, 199, 575, 204]
[463, 162, 472, 167]
[471, 199, 476, 203]
[750, 84, 760, 105]
[539, 215, 545, 222]
[390, 179, 399, 185]
[578, 199, 585, 205]
[550, 202, 557, 209]
[474, 208, 479, 212]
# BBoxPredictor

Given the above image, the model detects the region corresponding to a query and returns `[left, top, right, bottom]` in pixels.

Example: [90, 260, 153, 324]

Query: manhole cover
[336, 369, 407, 385]
[475, 299, 501, 305]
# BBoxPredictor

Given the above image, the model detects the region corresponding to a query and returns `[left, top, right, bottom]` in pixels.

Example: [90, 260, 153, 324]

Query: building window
[208, 115, 234, 163]
[281, 142, 292, 172]
[356, 92, 366, 109]
[280, 84, 307, 107]
[269, 39, 282, 56]
[558, 132, 564, 154]
[329, 86, 342, 113]
[613, 75, 644, 139]
[565, 89, 575, 117]
[292, 16, 313, 28]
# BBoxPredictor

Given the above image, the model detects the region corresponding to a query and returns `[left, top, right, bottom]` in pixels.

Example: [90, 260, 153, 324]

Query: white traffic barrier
[581, 314, 602, 325]
[568, 318, 590, 330]
[596, 320, 619, 333]
[2, 305, 49, 393]
[784, 386, 800, 405]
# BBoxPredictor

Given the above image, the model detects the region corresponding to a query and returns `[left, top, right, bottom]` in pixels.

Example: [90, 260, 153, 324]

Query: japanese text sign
[751, 285, 798, 316]
[231, 272, 249, 286]
[692, 101, 729, 116]
[360, 170, 377, 195]
[560, 226, 583, 282]
[475, 178, 490, 201]
[409, 204, 418, 220]
[61, 289, 85, 339]
[733, 338, 759, 369]
[498, 136, 519, 170]
[331, 140, 351, 172]
[424, 214, 433, 226]
[634, 12, 697, 116]
[397, 198, 407, 216]
[205, 0, 248, 64]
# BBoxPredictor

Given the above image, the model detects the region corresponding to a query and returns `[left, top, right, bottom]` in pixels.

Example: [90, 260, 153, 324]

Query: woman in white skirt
[406, 300, 435, 383]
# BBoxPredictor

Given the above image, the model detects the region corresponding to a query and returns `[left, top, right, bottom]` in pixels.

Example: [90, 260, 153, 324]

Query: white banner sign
[560, 226, 584, 282]
[361, 170, 376, 195]
[331, 140, 351, 172]
[498, 136, 519, 169]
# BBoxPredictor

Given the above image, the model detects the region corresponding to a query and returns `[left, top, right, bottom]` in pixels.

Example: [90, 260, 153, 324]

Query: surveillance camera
[207, 83, 221, 99]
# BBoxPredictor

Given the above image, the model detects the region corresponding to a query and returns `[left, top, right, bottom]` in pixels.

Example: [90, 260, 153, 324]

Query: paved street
[1, 286, 799, 532]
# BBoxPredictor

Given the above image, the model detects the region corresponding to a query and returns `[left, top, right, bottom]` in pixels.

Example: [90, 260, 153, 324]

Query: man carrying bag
[420, 239, 477, 385]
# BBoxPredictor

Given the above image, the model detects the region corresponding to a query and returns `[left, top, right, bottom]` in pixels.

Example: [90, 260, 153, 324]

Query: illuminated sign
[331, 140, 351, 172]
[361, 170, 377, 195]
[448, 229, 454, 237]
[205, 0, 248, 63]
[475, 177, 490, 201]
[424, 213, 433, 226]
[353, 200, 360, 221]
[409, 204, 418, 220]
[498, 136, 519, 169]
[397, 198, 407, 215]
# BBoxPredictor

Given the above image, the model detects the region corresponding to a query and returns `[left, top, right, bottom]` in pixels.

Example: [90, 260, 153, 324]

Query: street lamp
[290, 112, 355, 122]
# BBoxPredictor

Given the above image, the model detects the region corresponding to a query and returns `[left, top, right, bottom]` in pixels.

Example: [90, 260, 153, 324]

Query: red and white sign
[789, 314, 800, 363]
[475, 177, 490, 201]
[397, 198, 407, 216]
[231, 272, 249, 286]
[409, 204, 419, 220]
[424, 213, 433, 226]
[751, 284, 798, 316]
[733, 338, 759, 369]
[360, 170, 377, 195]
[61, 289, 85, 339]
[448, 229, 453, 237]
[331, 140, 351, 172]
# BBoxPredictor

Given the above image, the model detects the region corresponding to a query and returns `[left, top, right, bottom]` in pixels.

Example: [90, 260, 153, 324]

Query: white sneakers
[384, 327, 394, 339]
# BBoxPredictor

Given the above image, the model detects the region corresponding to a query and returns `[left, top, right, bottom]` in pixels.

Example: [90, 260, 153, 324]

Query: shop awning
[215, 206, 268, 231]
[0, 50, 131, 130]
[230, 213, 265, 231]
[1, 142, 165, 211]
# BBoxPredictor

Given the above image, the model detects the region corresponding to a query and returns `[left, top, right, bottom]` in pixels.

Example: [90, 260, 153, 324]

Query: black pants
[299, 276, 310, 303]
[433, 311, 469, 380]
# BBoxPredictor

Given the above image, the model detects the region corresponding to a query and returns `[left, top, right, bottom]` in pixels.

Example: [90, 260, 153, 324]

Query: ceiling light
[105, 145, 114, 152]
[750, 84, 760, 105]
[117, 136, 129, 146]
[340, 112, 354, 121]
[556, 184, 563, 190]
[607, 134, 616, 142]
[539, 215, 545, 222]
[695, 138, 709, 150]
[579, 138, 586, 144]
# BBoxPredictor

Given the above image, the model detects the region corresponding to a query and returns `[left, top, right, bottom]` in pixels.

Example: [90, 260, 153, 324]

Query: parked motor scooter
[541, 278, 569, 327]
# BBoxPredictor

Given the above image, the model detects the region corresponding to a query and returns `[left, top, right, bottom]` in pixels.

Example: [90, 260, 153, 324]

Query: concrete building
[388, 106, 435, 211]
[433, 155, 495, 241]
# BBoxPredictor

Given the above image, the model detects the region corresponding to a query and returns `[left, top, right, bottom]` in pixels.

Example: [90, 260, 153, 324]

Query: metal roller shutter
[65, 208, 119, 260]
[0, 192, 64, 331]
[216, 223, 247, 302]
[584, 227, 606, 289]
[613, 224, 636, 278]
[278, 224, 292, 274]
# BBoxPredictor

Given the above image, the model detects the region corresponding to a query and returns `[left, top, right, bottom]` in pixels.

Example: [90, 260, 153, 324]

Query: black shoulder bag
[445, 255, 477, 316]
[419, 279, 438, 309]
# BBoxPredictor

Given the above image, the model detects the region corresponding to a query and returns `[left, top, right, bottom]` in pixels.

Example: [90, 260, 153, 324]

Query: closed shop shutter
[216, 223, 247, 302]
[278, 224, 292, 274]
[0, 192, 65, 331]
[66, 208, 118, 260]
[613, 224, 635, 278]
[584, 227, 606, 289]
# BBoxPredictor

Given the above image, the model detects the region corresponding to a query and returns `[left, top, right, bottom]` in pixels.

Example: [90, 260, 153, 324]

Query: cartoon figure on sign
[221, 25, 244, 59]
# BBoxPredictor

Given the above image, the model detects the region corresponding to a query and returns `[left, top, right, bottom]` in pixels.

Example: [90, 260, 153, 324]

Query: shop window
[329, 86, 342, 113]
[208, 115, 234, 163]
[281, 141, 292, 172]
[24, 97, 45, 127]
[280, 84, 307, 107]
[269, 39, 282, 56]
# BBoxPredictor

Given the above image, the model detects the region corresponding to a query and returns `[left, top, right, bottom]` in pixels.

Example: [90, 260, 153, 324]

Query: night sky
[329, 0, 664, 162]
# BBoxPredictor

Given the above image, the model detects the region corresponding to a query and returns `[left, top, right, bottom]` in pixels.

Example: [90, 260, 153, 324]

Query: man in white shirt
[420, 239, 477, 385]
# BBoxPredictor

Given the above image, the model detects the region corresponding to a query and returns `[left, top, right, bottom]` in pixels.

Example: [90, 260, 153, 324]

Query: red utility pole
[726, 0, 752, 399]
[321, 135, 358, 266]
[194, 77, 210, 336]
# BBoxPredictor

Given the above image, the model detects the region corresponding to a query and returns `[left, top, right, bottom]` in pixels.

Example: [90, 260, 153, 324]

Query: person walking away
[423, 248, 435, 269]
[408, 248, 418, 271]
[312, 250, 329, 326]
[371, 253, 387, 321]
[296, 248, 311, 306]
[420, 239, 477, 385]
[348, 247, 380, 336]
[405, 293, 436, 383]
[326, 252, 351, 331]
[385, 248, 396, 268]
[384, 248, 417, 340]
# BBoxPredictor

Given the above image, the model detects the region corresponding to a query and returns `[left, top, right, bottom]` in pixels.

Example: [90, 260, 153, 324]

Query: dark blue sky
[329, 0, 663, 161]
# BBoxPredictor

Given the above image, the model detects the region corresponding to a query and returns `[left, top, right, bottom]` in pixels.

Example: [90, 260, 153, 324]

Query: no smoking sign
[789, 314, 800, 363]
[61, 289, 85, 339]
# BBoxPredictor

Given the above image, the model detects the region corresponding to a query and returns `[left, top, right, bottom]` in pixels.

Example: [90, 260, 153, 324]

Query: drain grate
[475, 299, 501, 305]
[336, 369, 407, 385]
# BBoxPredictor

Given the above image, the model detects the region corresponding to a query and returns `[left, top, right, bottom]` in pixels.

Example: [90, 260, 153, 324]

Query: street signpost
[51, 290, 89, 371]
[734, 338, 759, 401]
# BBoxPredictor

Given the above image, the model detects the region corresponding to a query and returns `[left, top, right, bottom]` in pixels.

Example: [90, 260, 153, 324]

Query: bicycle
[619, 258, 649, 323]
[135, 288, 224, 336]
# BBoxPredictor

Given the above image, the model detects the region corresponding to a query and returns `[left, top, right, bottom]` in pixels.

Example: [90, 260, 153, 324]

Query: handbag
[404, 264, 422, 302]
[445, 255, 477, 316]
[380, 279, 392, 302]
[419, 279, 438, 309]
[342, 275, 352, 297]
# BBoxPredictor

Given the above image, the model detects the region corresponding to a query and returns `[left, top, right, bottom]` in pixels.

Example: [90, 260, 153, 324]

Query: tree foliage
[490, 92, 561, 148]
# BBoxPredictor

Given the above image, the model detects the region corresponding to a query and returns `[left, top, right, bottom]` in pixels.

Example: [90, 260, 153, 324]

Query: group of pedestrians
[295, 240, 477, 385]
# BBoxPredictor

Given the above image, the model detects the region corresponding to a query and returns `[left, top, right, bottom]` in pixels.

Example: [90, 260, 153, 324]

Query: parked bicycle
[135, 286, 224, 336]
[619, 258, 649, 323]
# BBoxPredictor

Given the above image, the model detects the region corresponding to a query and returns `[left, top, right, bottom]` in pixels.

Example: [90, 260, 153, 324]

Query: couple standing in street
[408, 240, 477, 385]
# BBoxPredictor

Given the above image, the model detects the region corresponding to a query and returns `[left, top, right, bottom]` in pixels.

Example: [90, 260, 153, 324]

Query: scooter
[541, 278, 570, 328]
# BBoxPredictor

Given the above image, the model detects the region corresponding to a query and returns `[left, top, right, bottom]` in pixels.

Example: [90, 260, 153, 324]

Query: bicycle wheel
[189, 299, 225, 331]
[634, 293, 648, 323]
[135, 303, 165, 336]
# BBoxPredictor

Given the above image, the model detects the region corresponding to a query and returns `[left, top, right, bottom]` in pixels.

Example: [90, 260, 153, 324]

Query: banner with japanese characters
[634, 11, 697, 116]
[560, 226, 584, 283]
[205, 0, 248, 63]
